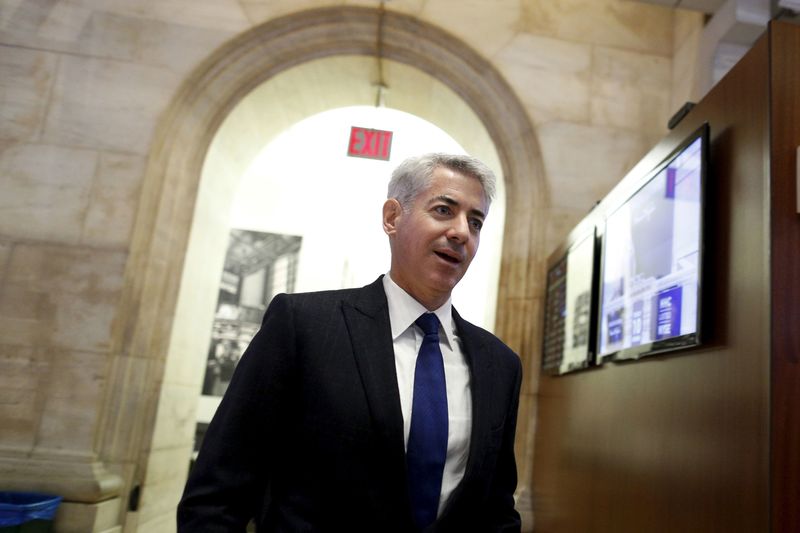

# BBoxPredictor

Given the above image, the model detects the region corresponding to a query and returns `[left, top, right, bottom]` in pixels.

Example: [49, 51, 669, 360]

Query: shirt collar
[382, 273, 456, 349]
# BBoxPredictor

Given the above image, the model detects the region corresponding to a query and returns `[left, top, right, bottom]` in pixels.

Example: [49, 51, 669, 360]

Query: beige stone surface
[674, 8, 704, 46]
[520, 0, 673, 56]
[141, 0, 251, 33]
[522, 299, 544, 397]
[0, 7, 213, 70]
[0, 0, 23, 28]
[56, 497, 122, 533]
[42, 54, 181, 155]
[35, 349, 107, 453]
[99, 355, 154, 462]
[543, 206, 587, 258]
[0, 0, 82, 36]
[497, 198, 543, 310]
[0, 244, 126, 352]
[72, 11, 141, 60]
[0, 239, 10, 276]
[671, 10, 704, 111]
[163, 263, 223, 389]
[0, 143, 97, 243]
[12, 0, 251, 33]
[590, 46, 671, 133]
[37, 397, 101, 453]
[0, 4, 135, 61]
[241, 0, 427, 27]
[38, 2, 96, 43]
[5, 242, 126, 297]
[240, 0, 341, 24]
[498, 212, 536, 299]
[53, 289, 122, 352]
[538, 121, 648, 210]
[494, 33, 591, 124]
[495, 297, 538, 362]
[0, 45, 57, 141]
[149, 384, 199, 450]
[346, 0, 425, 15]
[0, 285, 51, 349]
[137, 19, 237, 74]
[423, 0, 521, 58]
[0, 345, 46, 450]
[81, 152, 145, 248]
[143, 444, 192, 486]
[136, 447, 193, 528]
[136, 472, 187, 527]
[133, 510, 178, 533]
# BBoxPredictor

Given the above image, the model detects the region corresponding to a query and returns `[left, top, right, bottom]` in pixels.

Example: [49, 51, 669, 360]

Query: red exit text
[347, 126, 393, 161]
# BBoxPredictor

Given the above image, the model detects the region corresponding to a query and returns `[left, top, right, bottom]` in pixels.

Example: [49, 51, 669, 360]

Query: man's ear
[382, 198, 402, 236]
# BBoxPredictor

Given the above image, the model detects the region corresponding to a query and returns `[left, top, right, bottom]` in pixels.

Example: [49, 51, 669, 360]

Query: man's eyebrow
[429, 194, 486, 219]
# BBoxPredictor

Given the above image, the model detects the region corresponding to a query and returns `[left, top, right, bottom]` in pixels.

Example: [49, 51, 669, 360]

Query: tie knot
[415, 313, 440, 337]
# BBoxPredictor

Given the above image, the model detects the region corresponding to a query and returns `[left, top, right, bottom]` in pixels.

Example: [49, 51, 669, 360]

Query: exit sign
[347, 126, 393, 161]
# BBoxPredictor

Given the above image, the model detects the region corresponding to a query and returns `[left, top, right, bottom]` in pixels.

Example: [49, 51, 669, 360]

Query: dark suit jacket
[178, 276, 522, 532]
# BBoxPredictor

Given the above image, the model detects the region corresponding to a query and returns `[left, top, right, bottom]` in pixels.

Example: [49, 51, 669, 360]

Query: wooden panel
[769, 21, 800, 533]
[532, 33, 773, 532]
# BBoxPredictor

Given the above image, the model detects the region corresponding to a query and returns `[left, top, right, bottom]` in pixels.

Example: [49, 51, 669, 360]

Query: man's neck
[387, 271, 449, 311]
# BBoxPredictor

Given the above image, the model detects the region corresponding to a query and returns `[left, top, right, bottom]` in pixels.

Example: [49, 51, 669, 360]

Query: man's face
[383, 165, 488, 310]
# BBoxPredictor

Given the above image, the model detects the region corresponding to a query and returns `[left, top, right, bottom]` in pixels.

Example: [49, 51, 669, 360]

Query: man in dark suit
[177, 153, 523, 532]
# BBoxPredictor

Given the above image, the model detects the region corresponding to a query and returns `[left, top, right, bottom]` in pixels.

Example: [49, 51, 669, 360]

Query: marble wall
[0, 1, 702, 531]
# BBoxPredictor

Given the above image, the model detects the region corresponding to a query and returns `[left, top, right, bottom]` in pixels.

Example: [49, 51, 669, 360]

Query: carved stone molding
[0, 454, 122, 502]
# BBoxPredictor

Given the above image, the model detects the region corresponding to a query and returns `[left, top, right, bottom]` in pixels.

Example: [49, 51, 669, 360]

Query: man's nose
[447, 215, 470, 242]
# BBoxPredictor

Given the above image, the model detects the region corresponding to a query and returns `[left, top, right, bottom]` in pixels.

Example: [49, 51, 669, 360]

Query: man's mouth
[434, 250, 462, 264]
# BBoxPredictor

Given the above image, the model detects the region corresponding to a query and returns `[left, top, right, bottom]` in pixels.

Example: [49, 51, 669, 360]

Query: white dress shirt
[382, 274, 473, 517]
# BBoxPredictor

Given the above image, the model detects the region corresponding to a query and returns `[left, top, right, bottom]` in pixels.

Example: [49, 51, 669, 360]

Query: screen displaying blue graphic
[597, 125, 707, 360]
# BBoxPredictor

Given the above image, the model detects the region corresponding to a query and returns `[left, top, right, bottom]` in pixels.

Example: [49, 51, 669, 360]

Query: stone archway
[103, 6, 546, 529]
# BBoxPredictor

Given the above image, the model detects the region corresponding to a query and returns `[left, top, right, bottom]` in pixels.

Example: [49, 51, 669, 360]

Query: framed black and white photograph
[201, 229, 302, 397]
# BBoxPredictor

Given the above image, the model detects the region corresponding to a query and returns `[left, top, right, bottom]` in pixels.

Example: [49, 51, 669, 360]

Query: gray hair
[387, 153, 496, 208]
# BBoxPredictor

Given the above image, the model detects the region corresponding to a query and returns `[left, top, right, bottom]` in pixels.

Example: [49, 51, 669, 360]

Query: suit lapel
[438, 309, 496, 522]
[455, 308, 496, 476]
[340, 277, 408, 480]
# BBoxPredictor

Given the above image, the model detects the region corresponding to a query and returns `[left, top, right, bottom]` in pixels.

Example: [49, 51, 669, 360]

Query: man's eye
[470, 219, 483, 231]
[434, 205, 451, 216]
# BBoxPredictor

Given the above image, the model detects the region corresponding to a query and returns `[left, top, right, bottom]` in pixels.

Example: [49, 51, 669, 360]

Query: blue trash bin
[0, 493, 62, 533]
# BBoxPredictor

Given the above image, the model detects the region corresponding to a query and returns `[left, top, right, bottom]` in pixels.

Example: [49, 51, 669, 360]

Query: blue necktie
[407, 313, 448, 530]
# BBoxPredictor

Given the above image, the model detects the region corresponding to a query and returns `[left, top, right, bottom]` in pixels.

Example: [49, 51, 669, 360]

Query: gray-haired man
[178, 153, 522, 532]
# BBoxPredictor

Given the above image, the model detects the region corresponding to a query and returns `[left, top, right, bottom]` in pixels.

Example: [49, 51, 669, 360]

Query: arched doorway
[185, 61, 507, 435]
[103, 7, 546, 529]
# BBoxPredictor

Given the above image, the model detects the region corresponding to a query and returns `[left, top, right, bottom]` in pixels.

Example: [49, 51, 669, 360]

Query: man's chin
[428, 273, 464, 295]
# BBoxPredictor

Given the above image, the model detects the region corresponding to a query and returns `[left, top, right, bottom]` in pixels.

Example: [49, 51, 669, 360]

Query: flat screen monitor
[542, 229, 598, 374]
[597, 124, 708, 361]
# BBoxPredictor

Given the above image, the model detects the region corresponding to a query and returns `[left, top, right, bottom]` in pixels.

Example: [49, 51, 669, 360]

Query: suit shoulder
[267, 287, 358, 315]
[457, 317, 520, 367]
[276, 286, 362, 304]
[455, 316, 512, 350]
[268, 279, 384, 317]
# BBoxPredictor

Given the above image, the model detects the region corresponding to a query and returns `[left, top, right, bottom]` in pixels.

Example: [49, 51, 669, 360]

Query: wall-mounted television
[542, 228, 599, 374]
[597, 123, 709, 361]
